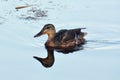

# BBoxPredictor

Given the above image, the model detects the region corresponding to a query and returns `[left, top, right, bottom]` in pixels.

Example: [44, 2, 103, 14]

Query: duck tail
[83, 32, 87, 36]
[80, 28, 86, 29]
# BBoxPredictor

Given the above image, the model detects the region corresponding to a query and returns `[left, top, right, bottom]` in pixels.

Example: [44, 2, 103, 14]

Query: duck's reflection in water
[33, 44, 85, 68]
[33, 46, 54, 68]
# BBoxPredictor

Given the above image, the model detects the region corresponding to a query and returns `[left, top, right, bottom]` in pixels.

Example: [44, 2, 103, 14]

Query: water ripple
[85, 39, 120, 50]
[0, 17, 7, 24]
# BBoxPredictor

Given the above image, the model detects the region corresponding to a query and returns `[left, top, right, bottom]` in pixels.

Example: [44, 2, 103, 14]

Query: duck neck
[47, 31, 56, 41]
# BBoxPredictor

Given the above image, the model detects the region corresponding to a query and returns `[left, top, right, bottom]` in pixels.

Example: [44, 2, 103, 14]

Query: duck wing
[54, 29, 67, 42]
[61, 28, 85, 42]
[54, 28, 86, 43]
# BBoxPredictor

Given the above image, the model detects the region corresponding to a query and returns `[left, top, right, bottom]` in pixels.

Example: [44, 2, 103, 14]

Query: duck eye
[46, 27, 50, 29]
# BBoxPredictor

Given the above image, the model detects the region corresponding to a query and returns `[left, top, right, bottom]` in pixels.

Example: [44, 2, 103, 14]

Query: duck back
[53, 28, 84, 44]
[54, 29, 67, 42]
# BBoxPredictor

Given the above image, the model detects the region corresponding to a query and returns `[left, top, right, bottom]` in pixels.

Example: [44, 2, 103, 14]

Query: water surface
[0, 0, 120, 80]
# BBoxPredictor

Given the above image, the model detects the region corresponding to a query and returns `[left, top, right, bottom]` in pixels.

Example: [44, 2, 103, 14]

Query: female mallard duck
[34, 24, 87, 48]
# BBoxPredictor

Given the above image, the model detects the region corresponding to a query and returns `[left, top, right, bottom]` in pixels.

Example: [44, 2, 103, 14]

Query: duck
[34, 24, 87, 48]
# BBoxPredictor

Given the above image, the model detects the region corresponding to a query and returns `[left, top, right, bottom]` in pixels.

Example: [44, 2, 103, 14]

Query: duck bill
[34, 29, 44, 38]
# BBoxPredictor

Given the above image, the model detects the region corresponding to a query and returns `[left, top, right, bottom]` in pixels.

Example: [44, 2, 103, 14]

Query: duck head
[34, 24, 56, 39]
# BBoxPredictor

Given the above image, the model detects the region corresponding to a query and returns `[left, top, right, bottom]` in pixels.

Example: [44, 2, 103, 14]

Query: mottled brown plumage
[34, 24, 87, 48]
[33, 24, 87, 68]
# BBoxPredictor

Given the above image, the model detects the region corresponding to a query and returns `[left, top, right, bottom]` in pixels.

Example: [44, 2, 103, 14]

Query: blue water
[0, 0, 120, 80]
